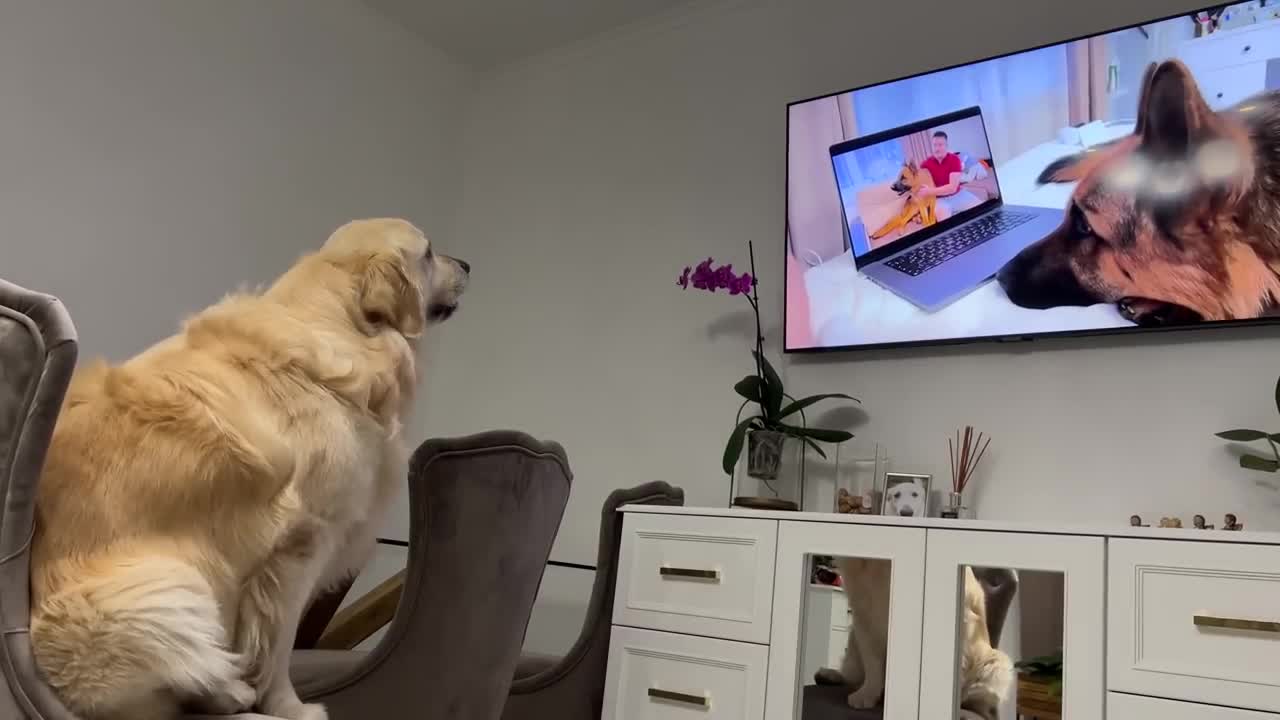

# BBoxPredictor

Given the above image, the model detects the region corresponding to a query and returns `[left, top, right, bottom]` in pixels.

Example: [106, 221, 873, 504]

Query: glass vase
[731, 430, 805, 511]
[833, 440, 888, 515]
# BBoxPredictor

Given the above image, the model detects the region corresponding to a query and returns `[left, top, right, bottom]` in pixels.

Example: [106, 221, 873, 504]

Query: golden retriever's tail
[31, 554, 245, 718]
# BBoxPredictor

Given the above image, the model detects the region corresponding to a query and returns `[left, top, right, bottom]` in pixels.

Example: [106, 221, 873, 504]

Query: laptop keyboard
[885, 211, 1035, 277]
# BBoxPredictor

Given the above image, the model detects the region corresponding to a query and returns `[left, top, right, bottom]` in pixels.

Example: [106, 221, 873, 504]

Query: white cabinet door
[603, 625, 769, 720]
[918, 530, 1105, 720]
[763, 522, 926, 720]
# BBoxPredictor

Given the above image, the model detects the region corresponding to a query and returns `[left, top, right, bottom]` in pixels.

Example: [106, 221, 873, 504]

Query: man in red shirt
[916, 131, 963, 219]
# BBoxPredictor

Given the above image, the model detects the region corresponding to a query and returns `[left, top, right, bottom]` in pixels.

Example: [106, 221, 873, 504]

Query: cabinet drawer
[1177, 25, 1280, 74]
[1109, 539, 1280, 712]
[603, 626, 768, 720]
[1196, 62, 1267, 110]
[615, 514, 776, 643]
[1109, 692, 1278, 719]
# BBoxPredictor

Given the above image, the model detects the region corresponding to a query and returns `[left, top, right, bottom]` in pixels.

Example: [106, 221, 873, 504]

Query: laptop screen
[830, 109, 1001, 263]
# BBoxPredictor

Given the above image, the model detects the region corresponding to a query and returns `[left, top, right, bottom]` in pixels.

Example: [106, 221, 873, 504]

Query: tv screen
[784, 3, 1280, 352]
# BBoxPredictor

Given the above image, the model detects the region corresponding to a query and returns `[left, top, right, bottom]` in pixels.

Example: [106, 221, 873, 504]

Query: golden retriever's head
[323, 218, 469, 337]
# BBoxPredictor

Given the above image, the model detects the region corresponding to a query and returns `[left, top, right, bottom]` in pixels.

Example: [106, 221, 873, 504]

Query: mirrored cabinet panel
[766, 523, 926, 720]
[919, 531, 1105, 720]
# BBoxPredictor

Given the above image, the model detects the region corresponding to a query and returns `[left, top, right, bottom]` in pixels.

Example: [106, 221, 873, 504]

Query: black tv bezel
[782, 2, 1278, 355]
[828, 106, 1003, 270]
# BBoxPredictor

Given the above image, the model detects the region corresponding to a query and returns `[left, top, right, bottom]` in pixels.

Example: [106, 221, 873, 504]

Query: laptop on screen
[829, 106, 1064, 312]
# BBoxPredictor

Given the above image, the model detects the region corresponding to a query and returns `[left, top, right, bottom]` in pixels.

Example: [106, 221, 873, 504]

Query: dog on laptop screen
[997, 59, 1280, 327]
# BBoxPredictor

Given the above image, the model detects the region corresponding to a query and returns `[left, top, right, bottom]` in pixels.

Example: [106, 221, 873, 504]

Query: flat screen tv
[784, 3, 1280, 352]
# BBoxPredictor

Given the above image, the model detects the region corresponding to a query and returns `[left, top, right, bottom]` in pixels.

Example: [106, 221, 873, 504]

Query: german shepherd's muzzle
[997, 60, 1280, 327]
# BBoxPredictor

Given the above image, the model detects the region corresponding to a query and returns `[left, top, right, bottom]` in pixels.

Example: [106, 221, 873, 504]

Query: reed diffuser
[945, 426, 991, 519]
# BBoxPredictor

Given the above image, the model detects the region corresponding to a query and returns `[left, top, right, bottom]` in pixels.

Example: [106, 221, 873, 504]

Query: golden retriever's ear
[358, 252, 424, 337]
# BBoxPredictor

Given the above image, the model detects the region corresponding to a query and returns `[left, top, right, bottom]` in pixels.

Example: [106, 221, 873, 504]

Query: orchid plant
[678, 241, 858, 477]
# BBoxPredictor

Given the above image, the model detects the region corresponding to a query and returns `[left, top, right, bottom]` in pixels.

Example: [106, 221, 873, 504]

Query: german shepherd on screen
[870, 161, 939, 240]
[997, 60, 1280, 327]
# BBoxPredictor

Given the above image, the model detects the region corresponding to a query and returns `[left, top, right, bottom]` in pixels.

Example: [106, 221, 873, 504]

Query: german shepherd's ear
[1137, 60, 1215, 155]
[1036, 136, 1139, 185]
[357, 251, 425, 338]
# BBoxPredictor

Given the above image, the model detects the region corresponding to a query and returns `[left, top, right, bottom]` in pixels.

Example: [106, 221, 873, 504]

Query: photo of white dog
[881, 473, 930, 517]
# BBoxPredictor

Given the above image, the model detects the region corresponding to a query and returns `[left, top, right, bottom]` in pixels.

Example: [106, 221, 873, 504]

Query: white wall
[432, 0, 1280, 653]
[0, 0, 471, 367]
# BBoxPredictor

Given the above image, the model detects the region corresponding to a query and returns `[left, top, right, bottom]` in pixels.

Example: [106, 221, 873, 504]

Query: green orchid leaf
[777, 393, 859, 421]
[754, 351, 784, 418]
[1216, 429, 1270, 442]
[778, 424, 854, 444]
[1274, 375, 1280, 416]
[734, 375, 763, 403]
[1240, 454, 1280, 472]
[723, 416, 760, 476]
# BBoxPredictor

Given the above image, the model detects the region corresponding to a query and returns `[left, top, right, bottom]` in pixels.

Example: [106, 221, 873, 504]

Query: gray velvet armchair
[0, 279, 81, 720]
[292, 432, 573, 720]
[501, 481, 685, 720]
[0, 277, 574, 720]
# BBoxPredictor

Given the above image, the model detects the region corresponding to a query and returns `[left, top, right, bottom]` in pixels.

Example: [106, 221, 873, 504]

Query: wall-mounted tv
[784, 3, 1280, 352]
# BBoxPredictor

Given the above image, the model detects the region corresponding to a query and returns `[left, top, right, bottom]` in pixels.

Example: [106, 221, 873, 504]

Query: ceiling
[363, 0, 696, 69]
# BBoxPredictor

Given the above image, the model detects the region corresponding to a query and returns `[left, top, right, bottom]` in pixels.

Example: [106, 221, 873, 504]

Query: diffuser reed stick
[949, 425, 991, 496]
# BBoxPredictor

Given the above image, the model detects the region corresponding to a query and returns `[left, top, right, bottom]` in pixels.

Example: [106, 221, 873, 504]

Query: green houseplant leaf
[754, 351, 785, 419]
[1240, 454, 1280, 472]
[777, 424, 855, 444]
[1216, 429, 1270, 442]
[777, 393, 860, 421]
[734, 375, 763, 404]
[1273, 375, 1279, 416]
[723, 416, 760, 476]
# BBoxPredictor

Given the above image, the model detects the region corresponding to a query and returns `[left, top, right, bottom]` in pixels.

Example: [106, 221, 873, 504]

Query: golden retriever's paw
[266, 701, 328, 720]
[846, 685, 882, 710]
[814, 667, 844, 686]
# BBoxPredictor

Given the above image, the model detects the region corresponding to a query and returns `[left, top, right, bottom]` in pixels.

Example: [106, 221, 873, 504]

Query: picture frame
[881, 472, 931, 518]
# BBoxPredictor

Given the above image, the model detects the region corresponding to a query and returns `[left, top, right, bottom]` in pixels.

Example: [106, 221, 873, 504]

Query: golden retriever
[29, 218, 469, 720]
[817, 562, 1012, 716]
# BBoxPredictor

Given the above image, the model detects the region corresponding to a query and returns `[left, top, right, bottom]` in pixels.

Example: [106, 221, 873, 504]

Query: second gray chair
[293, 432, 572, 720]
[502, 481, 685, 720]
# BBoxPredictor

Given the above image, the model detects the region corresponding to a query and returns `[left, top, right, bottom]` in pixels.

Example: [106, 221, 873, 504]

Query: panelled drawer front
[1178, 26, 1280, 74]
[1196, 62, 1268, 110]
[602, 626, 768, 720]
[615, 514, 777, 643]
[1109, 692, 1278, 719]
[1108, 539, 1280, 712]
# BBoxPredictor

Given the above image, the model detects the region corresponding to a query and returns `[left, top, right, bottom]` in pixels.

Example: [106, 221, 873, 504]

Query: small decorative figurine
[1193, 514, 1214, 530]
[1159, 517, 1183, 528]
[836, 488, 861, 514]
[1224, 513, 1244, 531]
[1129, 514, 1148, 527]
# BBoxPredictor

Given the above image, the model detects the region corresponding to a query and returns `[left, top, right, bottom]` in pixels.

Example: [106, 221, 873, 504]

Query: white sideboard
[1176, 19, 1280, 110]
[602, 506, 1280, 720]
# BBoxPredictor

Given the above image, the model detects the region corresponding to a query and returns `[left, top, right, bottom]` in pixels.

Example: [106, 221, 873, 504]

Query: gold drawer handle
[659, 566, 720, 581]
[648, 687, 710, 707]
[1194, 614, 1280, 633]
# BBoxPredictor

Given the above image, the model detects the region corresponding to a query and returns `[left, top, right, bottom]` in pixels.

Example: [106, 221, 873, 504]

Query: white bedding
[803, 133, 1137, 348]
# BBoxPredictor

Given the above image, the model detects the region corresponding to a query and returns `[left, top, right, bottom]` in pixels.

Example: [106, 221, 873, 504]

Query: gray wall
[426, 0, 1279, 654]
[1, 0, 471, 366]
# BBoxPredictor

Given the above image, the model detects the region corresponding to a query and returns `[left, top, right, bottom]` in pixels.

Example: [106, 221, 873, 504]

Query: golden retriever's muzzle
[428, 256, 469, 323]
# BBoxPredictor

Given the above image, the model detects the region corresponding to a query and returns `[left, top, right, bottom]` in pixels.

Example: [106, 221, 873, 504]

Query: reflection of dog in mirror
[816, 564, 1013, 715]
[883, 477, 927, 517]
[870, 162, 938, 240]
[998, 59, 1280, 327]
